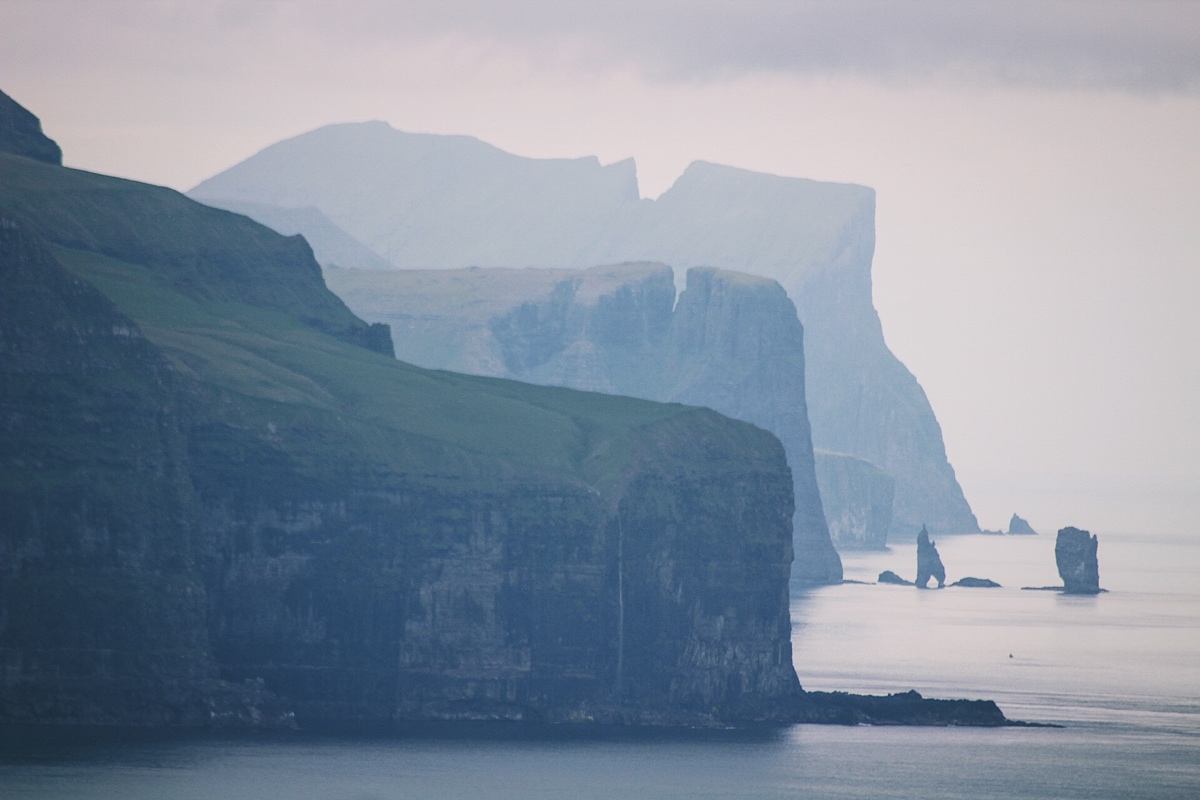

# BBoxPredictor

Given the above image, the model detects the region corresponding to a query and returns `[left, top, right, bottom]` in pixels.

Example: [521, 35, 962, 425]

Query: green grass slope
[0, 153, 768, 493]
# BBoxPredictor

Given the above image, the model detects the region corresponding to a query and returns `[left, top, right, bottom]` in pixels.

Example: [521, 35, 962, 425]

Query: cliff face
[0, 107, 800, 727]
[192, 127, 978, 539]
[0, 215, 214, 724]
[814, 451, 895, 549]
[326, 263, 843, 585]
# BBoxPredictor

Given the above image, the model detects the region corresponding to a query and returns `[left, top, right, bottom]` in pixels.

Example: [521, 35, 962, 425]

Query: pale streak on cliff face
[192, 128, 978, 538]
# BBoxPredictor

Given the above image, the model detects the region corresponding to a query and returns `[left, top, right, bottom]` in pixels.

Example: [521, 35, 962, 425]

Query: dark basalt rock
[1056, 526, 1100, 594]
[915, 526, 946, 588]
[951, 577, 1001, 588]
[0, 89, 62, 165]
[1008, 514, 1037, 535]
[877, 570, 914, 586]
[790, 690, 1010, 727]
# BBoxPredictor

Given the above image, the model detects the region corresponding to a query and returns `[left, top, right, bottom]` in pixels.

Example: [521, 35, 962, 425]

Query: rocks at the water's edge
[1009, 513, 1038, 535]
[1056, 526, 1101, 594]
[877, 570, 914, 586]
[789, 690, 1016, 727]
[951, 577, 1002, 588]
[915, 526, 946, 588]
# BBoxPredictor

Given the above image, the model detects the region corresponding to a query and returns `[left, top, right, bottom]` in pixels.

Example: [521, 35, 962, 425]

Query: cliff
[325, 263, 843, 584]
[814, 451, 894, 549]
[192, 126, 978, 539]
[0, 112, 801, 726]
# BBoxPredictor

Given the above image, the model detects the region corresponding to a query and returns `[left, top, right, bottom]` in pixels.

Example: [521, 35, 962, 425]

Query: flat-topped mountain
[327, 262, 843, 583]
[0, 99, 804, 727]
[193, 122, 978, 538]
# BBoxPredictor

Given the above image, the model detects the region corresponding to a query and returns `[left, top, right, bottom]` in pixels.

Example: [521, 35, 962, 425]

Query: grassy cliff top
[0, 153, 784, 494]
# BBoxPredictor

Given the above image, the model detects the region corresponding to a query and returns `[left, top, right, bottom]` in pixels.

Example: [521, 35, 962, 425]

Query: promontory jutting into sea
[1, 4, 1198, 794]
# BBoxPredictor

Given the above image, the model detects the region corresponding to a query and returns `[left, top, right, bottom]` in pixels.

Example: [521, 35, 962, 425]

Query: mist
[3, 1, 1198, 535]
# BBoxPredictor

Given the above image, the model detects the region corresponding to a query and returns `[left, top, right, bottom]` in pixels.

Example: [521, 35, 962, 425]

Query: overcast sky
[3, 1, 1197, 534]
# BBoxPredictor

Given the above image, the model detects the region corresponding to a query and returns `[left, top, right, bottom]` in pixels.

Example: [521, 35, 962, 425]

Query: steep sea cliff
[192, 126, 978, 538]
[326, 263, 843, 583]
[0, 97, 800, 727]
[1, 91, 1005, 730]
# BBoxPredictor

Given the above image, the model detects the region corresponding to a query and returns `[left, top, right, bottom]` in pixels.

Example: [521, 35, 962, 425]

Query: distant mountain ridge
[197, 197, 392, 270]
[194, 122, 978, 537]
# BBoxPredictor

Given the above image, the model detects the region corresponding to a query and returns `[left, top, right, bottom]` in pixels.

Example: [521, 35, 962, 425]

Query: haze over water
[3, 530, 1196, 799]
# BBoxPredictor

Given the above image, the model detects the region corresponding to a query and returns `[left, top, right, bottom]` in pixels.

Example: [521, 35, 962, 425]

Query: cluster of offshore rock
[878, 524, 1102, 593]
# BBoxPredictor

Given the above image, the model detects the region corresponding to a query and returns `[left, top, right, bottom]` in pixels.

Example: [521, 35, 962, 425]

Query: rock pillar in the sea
[1055, 526, 1100, 594]
[1008, 513, 1037, 535]
[915, 526, 946, 588]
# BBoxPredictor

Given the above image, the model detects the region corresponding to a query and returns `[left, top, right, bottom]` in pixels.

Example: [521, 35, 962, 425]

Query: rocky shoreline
[1, 685, 1029, 732]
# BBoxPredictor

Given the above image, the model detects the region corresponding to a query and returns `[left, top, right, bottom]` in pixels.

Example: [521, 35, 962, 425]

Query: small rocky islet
[1023, 526, 1103, 594]
[874, 524, 1101, 592]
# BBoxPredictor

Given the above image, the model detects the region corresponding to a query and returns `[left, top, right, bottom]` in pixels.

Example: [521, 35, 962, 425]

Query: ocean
[2, 530, 1197, 799]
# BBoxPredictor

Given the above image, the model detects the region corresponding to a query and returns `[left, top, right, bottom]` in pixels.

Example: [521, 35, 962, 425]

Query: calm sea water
[2, 531, 1197, 799]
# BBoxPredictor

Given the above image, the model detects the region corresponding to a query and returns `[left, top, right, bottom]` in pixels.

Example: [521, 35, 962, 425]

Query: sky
[3, 1, 1198, 535]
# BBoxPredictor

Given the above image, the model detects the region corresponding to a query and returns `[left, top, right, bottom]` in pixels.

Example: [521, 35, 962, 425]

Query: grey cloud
[3, 0, 1199, 93]
[290, 0, 1200, 92]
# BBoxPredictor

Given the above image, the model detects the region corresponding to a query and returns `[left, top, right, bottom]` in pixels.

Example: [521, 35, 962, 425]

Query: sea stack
[1055, 527, 1100, 594]
[916, 526, 946, 588]
[1008, 513, 1037, 535]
